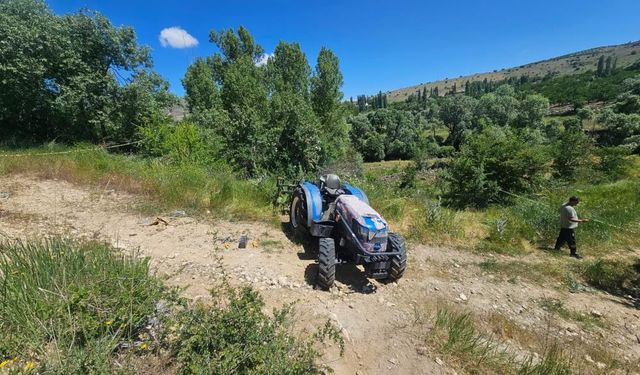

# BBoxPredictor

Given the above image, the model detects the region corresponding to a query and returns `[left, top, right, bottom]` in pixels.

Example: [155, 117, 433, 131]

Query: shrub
[595, 146, 631, 180]
[441, 126, 549, 208]
[138, 122, 220, 166]
[172, 287, 342, 375]
[441, 157, 498, 209]
[552, 129, 595, 180]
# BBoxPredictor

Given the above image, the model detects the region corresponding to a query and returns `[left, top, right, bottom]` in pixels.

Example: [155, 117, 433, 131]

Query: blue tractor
[289, 174, 407, 289]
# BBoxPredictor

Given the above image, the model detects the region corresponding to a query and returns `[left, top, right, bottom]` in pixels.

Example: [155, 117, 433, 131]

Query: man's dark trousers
[554, 228, 577, 254]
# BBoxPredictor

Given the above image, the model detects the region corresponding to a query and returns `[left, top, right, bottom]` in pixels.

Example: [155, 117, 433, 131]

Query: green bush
[173, 287, 343, 375]
[595, 146, 631, 180]
[552, 129, 595, 180]
[441, 126, 549, 208]
[138, 122, 220, 166]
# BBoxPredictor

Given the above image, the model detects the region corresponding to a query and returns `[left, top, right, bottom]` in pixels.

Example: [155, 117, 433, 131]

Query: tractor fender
[342, 183, 370, 205]
[300, 181, 322, 227]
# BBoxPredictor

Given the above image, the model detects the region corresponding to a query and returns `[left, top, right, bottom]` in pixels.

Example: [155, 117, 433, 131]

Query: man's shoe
[570, 253, 583, 259]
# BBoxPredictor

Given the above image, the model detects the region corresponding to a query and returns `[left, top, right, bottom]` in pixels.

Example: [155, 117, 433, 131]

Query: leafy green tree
[441, 157, 497, 209]
[266, 42, 323, 174]
[267, 42, 310, 96]
[439, 95, 477, 149]
[516, 94, 549, 128]
[202, 27, 269, 175]
[576, 106, 594, 125]
[552, 128, 595, 180]
[114, 71, 177, 141]
[183, 58, 219, 112]
[310, 47, 349, 162]
[597, 55, 605, 76]
[0, 0, 164, 143]
[442, 126, 550, 208]
[474, 87, 518, 127]
[605, 56, 613, 76]
[362, 132, 386, 161]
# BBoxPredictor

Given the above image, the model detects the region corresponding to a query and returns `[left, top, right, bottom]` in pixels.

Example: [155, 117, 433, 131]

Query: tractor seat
[323, 174, 343, 197]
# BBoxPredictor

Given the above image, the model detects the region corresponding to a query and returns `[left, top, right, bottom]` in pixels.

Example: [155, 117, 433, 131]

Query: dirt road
[1, 175, 638, 374]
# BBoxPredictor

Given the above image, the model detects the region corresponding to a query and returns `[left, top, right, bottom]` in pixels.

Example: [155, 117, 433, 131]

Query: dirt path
[1, 175, 639, 374]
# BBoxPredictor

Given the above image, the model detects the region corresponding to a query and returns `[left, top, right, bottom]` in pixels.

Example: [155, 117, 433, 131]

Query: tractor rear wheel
[289, 189, 307, 234]
[317, 237, 336, 290]
[387, 233, 407, 281]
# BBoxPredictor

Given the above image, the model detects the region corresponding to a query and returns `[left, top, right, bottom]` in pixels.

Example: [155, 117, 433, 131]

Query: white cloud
[255, 53, 274, 67]
[159, 27, 198, 49]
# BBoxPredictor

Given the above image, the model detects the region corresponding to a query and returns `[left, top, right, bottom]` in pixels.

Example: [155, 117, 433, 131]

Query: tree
[576, 107, 594, 125]
[182, 58, 219, 112]
[310, 47, 349, 163]
[439, 95, 477, 149]
[266, 41, 323, 174]
[553, 128, 595, 180]
[268, 42, 310, 97]
[474, 86, 518, 127]
[205, 27, 269, 175]
[0, 0, 165, 143]
[516, 94, 549, 128]
[597, 55, 605, 77]
[605, 56, 613, 76]
[442, 126, 550, 208]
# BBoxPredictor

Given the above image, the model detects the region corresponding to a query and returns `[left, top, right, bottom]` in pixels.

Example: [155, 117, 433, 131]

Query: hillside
[387, 40, 640, 102]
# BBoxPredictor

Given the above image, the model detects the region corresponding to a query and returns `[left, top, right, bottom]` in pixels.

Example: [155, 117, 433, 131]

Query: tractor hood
[336, 195, 388, 252]
[336, 195, 387, 230]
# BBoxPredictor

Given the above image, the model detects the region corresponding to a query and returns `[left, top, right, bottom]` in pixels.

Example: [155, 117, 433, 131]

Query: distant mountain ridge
[386, 40, 640, 102]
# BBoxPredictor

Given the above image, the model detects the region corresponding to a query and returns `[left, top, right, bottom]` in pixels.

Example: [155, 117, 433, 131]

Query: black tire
[289, 188, 307, 234]
[317, 237, 336, 290]
[387, 233, 407, 281]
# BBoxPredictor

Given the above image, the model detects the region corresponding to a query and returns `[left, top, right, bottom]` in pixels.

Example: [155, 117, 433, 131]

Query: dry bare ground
[1, 175, 639, 374]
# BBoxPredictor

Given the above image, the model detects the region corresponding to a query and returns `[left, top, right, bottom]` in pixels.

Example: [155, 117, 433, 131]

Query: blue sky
[48, 0, 640, 99]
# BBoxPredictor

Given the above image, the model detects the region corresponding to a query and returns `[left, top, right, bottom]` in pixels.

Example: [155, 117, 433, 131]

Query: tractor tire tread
[387, 232, 407, 281]
[317, 237, 336, 290]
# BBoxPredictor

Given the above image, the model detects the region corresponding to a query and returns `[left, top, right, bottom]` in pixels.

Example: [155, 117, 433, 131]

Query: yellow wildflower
[24, 361, 35, 370]
[0, 360, 9, 368]
[105, 320, 113, 326]
[139, 343, 149, 350]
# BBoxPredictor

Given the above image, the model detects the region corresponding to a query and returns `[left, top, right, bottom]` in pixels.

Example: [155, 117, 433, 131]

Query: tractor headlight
[353, 220, 377, 241]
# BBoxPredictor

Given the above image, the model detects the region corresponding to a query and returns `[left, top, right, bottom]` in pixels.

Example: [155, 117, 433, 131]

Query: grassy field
[2, 145, 638, 256]
[0, 145, 275, 223]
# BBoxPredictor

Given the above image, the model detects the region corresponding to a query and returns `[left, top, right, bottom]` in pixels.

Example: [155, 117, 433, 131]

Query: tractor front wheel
[317, 237, 336, 290]
[387, 233, 407, 281]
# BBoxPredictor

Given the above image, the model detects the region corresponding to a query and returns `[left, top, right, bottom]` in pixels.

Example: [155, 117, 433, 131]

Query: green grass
[0, 145, 275, 222]
[429, 306, 576, 374]
[0, 238, 168, 373]
[539, 298, 606, 329]
[576, 259, 639, 296]
[478, 258, 567, 285]
[0, 238, 341, 373]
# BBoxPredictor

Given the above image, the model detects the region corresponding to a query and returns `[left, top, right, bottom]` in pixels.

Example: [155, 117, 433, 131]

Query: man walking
[554, 196, 589, 259]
